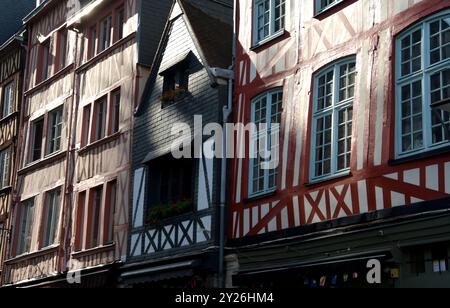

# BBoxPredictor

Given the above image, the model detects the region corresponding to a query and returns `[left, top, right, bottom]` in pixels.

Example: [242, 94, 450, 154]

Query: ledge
[18, 151, 67, 175]
[5, 245, 59, 265]
[78, 131, 121, 155]
[24, 64, 75, 97]
[76, 32, 136, 73]
[71, 243, 115, 259]
[250, 30, 287, 52]
[0, 111, 18, 126]
[389, 145, 450, 166]
[0, 186, 12, 196]
[244, 190, 278, 204]
[305, 171, 352, 187]
[314, 0, 357, 20]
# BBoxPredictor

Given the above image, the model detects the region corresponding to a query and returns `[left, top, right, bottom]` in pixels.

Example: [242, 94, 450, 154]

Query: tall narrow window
[0, 148, 11, 189]
[94, 97, 107, 141]
[41, 189, 61, 248]
[2, 81, 15, 118]
[99, 15, 112, 52]
[29, 118, 44, 163]
[432, 246, 449, 273]
[17, 199, 35, 255]
[39, 41, 50, 82]
[57, 30, 68, 70]
[82, 105, 91, 146]
[90, 186, 103, 248]
[254, 0, 285, 45]
[110, 89, 120, 134]
[89, 25, 97, 58]
[75, 191, 86, 251]
[396, 12, 450, 157]
[316, 0, 343, 14]
[311, 58, 355, 181]
[115, 7, 125, 41]
[104, 181, 116, 244]
[249, 89, 282, 197]
[47, 107, 63, 155]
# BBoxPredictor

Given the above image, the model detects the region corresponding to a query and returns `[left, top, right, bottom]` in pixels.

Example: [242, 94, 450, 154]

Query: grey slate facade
[123, 0, 233, 287]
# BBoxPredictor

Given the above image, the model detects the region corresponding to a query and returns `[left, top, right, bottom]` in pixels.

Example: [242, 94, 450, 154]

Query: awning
[234, 250, 391, 285]
[159, 50, 192, 75]
[120, 260, 200, 285]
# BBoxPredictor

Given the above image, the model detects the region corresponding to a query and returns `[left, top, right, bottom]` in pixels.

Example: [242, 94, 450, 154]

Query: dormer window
[160, 59, 189, 105]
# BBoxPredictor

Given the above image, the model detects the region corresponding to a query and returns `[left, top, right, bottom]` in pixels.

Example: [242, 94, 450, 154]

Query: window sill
[78, 131, 121, 155]
[24, 64, 75, 97]
[0, 111, 19, 125]
[18, 151, 67, 175]
[244, 190, 278, 203]
[389, 145, 450, 166]
[71, 243, 115, 259]
[5, 245, 59, 264]
[250, 29, 286, 52]
[305, 171, 352, 187]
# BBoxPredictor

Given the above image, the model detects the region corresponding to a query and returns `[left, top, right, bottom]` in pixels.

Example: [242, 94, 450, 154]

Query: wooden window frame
[0, 147, 11, 189]
[16, 198, 35, 256]
[252, 0, 286, 46]
[1, 80, 15, 119]
[40, 188, 62, 249]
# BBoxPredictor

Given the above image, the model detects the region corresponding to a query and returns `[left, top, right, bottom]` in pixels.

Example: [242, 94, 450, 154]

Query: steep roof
[0, 0, 35, 45]
[179, 0, 233, 69]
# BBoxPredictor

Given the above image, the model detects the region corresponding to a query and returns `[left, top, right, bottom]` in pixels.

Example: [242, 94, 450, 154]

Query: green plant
[160, 86, 187, 103]
[146, 198, 193, 225]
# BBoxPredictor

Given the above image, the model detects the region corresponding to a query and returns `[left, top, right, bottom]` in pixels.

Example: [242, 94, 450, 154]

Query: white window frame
[249, 88, 283, 198]
[42, 188, 61, 248]
[316, 0, 344, 14]
[17, 199, 35, 256]
[2, 81, 15, 118]
[395, 10, 450, 159]
[0, 147, 11, 189]
[46, 107, 63, 156]
[310, 57, 356, 182]
[253, 0, 286, 46]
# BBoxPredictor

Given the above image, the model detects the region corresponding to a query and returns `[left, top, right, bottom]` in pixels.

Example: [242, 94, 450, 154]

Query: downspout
[218, 0, 237, 288]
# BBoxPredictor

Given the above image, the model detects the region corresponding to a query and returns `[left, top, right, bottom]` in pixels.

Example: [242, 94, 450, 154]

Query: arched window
[395, 11, 450, 158]
[310, 57, 356, 181]
[249, 88, 283, 197]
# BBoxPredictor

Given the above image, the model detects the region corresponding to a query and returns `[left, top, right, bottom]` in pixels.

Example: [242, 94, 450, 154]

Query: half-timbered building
[122, 0, 233, 287]
[227, 0, 450, 288]
[2, 0, 171, 287]
[0, 31, 28, 286]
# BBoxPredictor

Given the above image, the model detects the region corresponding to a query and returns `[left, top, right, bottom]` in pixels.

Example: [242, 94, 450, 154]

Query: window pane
[42, 189, 61, 248]
[2, 81, 15, 118]
[30, 118, 44, 162]
[47, 107, 63, 155]
[94, 97, 107, 141]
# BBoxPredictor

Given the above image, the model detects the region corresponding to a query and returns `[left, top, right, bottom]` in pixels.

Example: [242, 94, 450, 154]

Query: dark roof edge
[23, 0, 54, 24]
[0, 27, 25, 53]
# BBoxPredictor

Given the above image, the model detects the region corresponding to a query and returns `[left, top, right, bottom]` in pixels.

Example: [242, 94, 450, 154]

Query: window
[99, 15, 112, 52]
[163, 66, 189, 94]
[249, 89, 282, 197]
[110, 89, 120, 134]
[2, 81, 15, 118]
[82, 105, 91, 146]
[311, 58, 355, 181]
[316, 0, 343, 14]
[89, 25, 97, 58]
[89, 186, 103, 248]
[41, 189, 61, 248]
[75, 191, 86, 251]
[396, 12, 450, 157]
[115, 7, 125, 41]
[148, 156, 193, 207]
[253, 0, 285, 44]
[409, 248, 426, 275]
[432, 246, 448, 273]
[38, 41, 50, 82]
[0, 148, 11, 189]
[57, 30, 68, 71]
[94, 96, 107, 142]
[47, 107, 63, 155]
[29, 118, 44, 163]
[17, 199, 35, 255]
[104, 181, 116, 244]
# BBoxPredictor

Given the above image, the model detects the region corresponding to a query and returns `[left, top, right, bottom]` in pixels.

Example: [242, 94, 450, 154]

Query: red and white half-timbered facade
[228, 0, 450, 287]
